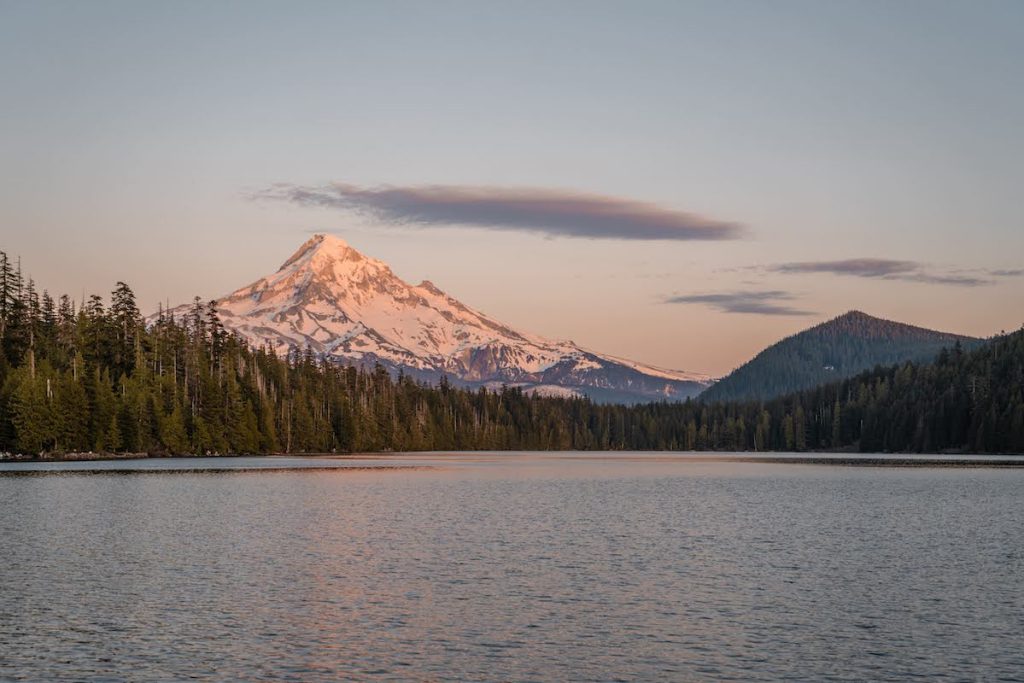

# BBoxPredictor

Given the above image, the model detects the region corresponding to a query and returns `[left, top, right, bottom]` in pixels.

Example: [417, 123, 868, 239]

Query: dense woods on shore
[1, 250, 1022, 456]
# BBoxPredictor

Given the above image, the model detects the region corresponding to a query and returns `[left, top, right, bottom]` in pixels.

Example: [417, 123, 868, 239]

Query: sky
[2, 0, 1022, 376]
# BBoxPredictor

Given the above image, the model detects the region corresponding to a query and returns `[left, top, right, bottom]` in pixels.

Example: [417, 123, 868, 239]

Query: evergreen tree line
[0, 250, 1021, 456]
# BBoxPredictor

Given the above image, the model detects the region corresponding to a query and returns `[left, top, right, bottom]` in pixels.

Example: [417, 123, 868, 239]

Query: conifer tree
[1, 247, 1022, 457]
[161, 401, 189, 454]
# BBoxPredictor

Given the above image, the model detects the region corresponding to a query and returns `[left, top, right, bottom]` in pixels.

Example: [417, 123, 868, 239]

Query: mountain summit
[699, 310, 982, 403]
[163, 234, 711, 402]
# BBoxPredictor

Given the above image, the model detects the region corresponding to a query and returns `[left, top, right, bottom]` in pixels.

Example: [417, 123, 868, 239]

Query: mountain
[158, 234, 711, 402]
[699, 310, 983, 403]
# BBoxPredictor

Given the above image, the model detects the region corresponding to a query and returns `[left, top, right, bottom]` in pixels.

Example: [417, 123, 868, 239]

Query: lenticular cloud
[257, 182, 745, 241]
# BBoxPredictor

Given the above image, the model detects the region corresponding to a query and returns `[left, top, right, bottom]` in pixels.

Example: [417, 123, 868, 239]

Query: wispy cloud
[665, 290, 815, 316]
[772, 258, 918, 278]
[769, 258, 991, 287]
[991, 268, 1024, 277]
[897, 272, 991, 287]
[256, 182, 745, 241]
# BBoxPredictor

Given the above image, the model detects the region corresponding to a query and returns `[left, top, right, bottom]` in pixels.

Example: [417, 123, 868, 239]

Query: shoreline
[724, 456, 1024, 468]
[3, 450, 1023, 467]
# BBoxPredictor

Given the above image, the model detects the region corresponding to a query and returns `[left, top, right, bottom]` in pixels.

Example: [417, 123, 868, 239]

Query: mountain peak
[822, 310, 882, 327]
[279, 233, 358, 271]
[158, 235, 712, 403]
[834, 310, 875, 322]
[816, 310, 971, 341]
[700, 310, 981, 403]
[310, 232, 351, 252]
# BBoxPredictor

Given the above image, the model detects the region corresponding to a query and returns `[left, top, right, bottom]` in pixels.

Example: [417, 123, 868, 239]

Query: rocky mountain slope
[160, 234, 711, 402]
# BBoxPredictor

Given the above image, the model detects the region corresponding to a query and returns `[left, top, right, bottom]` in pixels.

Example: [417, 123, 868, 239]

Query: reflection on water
[1, 453, 1022, 681]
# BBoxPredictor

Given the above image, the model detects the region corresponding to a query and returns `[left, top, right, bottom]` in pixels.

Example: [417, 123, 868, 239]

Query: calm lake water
[1, 452, 1022, 681]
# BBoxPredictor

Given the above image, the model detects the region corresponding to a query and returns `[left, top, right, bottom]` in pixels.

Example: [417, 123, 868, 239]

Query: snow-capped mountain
[160, 234, 712, 402]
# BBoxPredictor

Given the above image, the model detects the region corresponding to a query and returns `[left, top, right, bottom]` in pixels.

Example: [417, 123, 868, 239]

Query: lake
[1, 452, 1022, 681]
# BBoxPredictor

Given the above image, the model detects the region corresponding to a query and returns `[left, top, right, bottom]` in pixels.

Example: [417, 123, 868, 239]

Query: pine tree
[794, 406, 807, 451]
[106, 411, 123, 453]
[1, 246, 1022, 457]
[161, 400, 190, 454]
[831, 399, 842, 448]
[56, 373, 89, 452]
[110, 282, 140, 376]
[10, 367, 53, 454]
[0, 251, 10, 341]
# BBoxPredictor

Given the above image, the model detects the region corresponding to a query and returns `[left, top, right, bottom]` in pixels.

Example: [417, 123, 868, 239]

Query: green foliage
[701, 310, 983, 403]
[10, 366, 54, 453]
[0, 250, 1021, 456]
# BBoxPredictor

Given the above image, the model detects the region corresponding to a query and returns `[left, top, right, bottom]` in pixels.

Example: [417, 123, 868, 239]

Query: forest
[699, 309, 982, 403]
[1, 250, 1022, 456]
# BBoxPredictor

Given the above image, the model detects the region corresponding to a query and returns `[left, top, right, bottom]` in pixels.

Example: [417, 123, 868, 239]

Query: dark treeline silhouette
[1, 250, 1021, 456]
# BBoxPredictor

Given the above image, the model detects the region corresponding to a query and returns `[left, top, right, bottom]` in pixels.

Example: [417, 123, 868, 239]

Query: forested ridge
[700, 310, 982, 403]
[0, 250, 1021, 456]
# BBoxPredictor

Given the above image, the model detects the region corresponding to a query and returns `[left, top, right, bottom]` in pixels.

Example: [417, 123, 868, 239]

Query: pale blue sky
[2, 0, 1022, 374]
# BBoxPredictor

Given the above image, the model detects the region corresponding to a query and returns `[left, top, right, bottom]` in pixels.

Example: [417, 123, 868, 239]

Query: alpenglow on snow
[157, 234, 711, 402]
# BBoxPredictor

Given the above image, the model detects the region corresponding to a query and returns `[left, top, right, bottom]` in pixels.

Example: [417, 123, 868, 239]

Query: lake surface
[1, 452, 1022, 681]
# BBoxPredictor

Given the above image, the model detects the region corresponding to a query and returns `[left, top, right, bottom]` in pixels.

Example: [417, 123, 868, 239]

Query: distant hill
[700, 310, 983, 403]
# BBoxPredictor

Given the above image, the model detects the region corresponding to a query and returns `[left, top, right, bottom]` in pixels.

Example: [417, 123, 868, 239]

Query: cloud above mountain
[665, 290, 815, 316]
[256, 182, 745, 241]
[770, 258, 992, 287]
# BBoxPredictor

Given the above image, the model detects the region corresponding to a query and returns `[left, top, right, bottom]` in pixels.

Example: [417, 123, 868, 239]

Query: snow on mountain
[159, 234, 712, 402]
